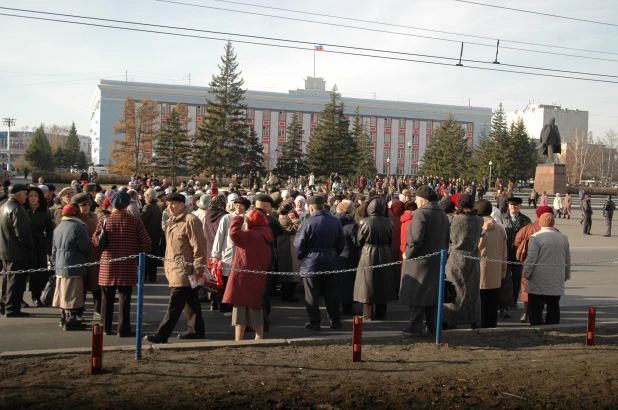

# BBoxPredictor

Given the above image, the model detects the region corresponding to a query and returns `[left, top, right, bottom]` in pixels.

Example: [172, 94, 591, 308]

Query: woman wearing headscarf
[553, 194, 563, 218]
[443, 193, 484, 329]
[202, 195, 228, 310]
[294, 196, 307, 218]
[52, 204, 93, 330]
[53, 187, 77, 226]
[24, 186, 54, 307]
[354, 196, 396, 320]
[92, 191, 152, 336]
[223, 209, 273, 341]
[140, 188, 163, 283]
[523, 213, 570, 326]
[334, 200, 360, 315]
[276, 201, 301, 302]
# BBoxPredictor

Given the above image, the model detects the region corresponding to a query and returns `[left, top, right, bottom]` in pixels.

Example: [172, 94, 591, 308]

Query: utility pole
[184, 73, 191, 86]
[2, 117, 16, 171]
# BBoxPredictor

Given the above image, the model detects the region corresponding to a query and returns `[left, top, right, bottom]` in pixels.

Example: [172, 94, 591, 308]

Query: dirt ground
[1, 327, 618, 409]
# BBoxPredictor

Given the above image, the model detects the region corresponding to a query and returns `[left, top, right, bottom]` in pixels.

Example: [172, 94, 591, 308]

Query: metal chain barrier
[0, 254, 139, 275]
[449, 251, 618, 267]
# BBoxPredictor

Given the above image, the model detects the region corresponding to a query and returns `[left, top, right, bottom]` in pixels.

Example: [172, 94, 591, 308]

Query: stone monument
[534, 117, 566, 194]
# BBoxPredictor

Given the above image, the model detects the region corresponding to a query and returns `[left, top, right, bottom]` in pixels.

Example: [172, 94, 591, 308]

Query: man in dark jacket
[603, 196, 615, 237]
[582, 194, 593, 235]
[501, 197, 532, 316]
[294, 195, 345, 331]
[0, 184, 35, 317]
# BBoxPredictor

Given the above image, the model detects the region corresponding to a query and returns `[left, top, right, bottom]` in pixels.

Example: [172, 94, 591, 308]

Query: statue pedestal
[534, 164, 567, 195]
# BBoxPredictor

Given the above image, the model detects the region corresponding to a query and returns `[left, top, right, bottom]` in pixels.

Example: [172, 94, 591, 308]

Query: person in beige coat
[145, 193, 207, 344]
[474, 200, 507, 328]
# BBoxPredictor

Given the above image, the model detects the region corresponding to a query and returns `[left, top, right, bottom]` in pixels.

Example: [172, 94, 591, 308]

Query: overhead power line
[2, 6, 617, 80]
[453, 0, 618, 28]
[154, 0, 618, 63]
[212, 0, 618, 57]
[1, 11, 618, 85]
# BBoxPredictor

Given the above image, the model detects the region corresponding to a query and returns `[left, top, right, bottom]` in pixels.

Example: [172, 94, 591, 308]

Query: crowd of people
[0, 171, 579, 341]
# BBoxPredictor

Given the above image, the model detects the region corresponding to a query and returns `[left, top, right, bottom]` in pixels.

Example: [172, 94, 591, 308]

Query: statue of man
[540, 117, 561, 164]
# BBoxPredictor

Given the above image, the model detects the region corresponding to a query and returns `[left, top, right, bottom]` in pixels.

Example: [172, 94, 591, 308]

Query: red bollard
[352, 316, 363, 363]
[91, 324, 104, 375]
[586, 307, 596, 346]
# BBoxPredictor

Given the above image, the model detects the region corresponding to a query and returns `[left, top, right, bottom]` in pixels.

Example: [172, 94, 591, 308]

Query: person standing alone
[603, 196, 615, 237]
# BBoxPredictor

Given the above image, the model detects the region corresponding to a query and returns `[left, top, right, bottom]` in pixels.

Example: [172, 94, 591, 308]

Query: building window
[247, 108, 254, 119]
[467, 123, 474, 133]
[399, 118, 406, 129]
[383, 149, 390, 159]
[370, 132, 377, 142]
[197, 105, 205, 116]
[311, 113, 318, 123]
[426, 120, 432, 130]
[263, 110, 271, 120]
[411, 166, 418, 175]
[397, 150, 404, 159]
[161, 103, 169, 114]
[434, 121, 441, 130]
[385, 117, 392, 127]
[398, 133, 405, 144]
[278, 127, 285, 137]
[412, 151, 418, 160]
[396, 166, 403, 175]
[370, 117, 377, 127]
[412, 135, 419, 144]
[383, 164, 389, 174]
[413, 119, 420, 129]
[294, 111, 302, 122]
[278, 111, 286, 121]
[262, 126, 270, 137]
[426, 136, 432, 146]
[384, 133, 391, 143]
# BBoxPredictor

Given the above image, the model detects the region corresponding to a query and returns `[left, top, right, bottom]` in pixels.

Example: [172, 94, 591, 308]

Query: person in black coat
[334, 200, 360, 315]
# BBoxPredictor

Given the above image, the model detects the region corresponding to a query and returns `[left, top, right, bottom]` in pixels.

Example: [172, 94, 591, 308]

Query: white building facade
[90, 78, 492, 175]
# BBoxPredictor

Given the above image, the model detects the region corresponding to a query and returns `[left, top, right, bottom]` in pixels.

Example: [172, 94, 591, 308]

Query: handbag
[515, 239, 528, 262]
[41, 275, 56, 306]
[204, 258, 224, 294]
[443, 280, 456, 304]
[97, 216, 109, 252]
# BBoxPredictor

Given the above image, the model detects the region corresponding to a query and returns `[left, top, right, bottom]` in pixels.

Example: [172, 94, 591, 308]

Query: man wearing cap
[0, 180, 12, 206]
[0, 184, 35, 317]
[294, 194, 345, 331]
[145, 192, 207, 343]
[500, 196, 532, 316]
[354, 194, 366, 224]
[400, 185, 449, 336]
[83, 183, 98, 213]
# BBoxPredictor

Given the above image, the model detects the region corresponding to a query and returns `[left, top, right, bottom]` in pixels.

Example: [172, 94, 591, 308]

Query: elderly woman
[354, 196, 396, 320]
[524, 213, 570, 326]
[95, 197, 112, 220]
[92, 191, 151, 337]
[72, 193, 103, 320]
[294, 195, 307, 218]
[24, 186, 54, 307]
[277, 201, 301, 302]
[140, 188, 163, 283]
[52, 204, 93, 330]
[223, 209, 273, 341]
[562, 192, 573, 219]
[443, 193, 484, 329]
[53, 187, 77, 226]
[553, 194, 563, 218]
[202, 195, 228, 309]
[334, 200, 360, 315]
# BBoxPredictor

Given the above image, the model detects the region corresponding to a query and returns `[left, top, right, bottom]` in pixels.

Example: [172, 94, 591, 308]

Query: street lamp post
[2, 117, 16, 171]
[407, 141, 412, 175]
[386, 157, 390, 175]
[489, 160, 493, 190]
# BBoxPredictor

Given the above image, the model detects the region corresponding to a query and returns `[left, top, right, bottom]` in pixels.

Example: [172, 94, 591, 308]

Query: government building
[89, 77, 492, 175]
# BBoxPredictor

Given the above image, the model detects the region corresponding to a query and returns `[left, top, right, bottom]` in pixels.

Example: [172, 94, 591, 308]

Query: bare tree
[603, 130, 618, 183]
[564, 129, 592, 183]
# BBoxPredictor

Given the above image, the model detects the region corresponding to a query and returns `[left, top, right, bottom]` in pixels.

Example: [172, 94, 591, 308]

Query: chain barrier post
[90, 324, 104, 375]
[352, 316, 363, 362]
[586, 307, 597, 346]
[136, 252, 146, 360]
[436, 249, 447, 345]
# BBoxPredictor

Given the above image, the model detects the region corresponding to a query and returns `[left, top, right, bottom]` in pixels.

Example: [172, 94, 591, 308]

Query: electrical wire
[1, 11, 618, 85]
[212, 0, 618, 57]
[2, 6, 618, 80]
[154, 0, 618, 63]
[453, 0, 618, 28]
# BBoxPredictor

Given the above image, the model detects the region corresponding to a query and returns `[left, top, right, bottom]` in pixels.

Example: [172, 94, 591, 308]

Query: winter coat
[0, 197, 34, 261]
[478, 216, 507, 290]
[354, 198, 397, 304]
[334, 212, 360, 305]
[212, 212, 246, 275]
[127, 200, 141, 217]
[389, 212, 403, 269]
[92, 211, 152, 287]
[553, 196, 563, 212]
[294, 209, 345, 278]
[443, 213, 483, 326]
[140, 200, 163, 253]
[563, 194, 573, 215]
[582, 199, 593, 216]
[52, 217, 93, 277]
[203, 208, 228, 263]
[540, 194, 548, 207]
[25, 207, 54, 270]
[399, 211, 413, 254]
[497, 194, 508, 214]
[603, 199, 615, 219]
[277, 214, 301, 282]
[501, 212, 532, 262]
[222, 216, 273, 309]
[399, 201, 450, 307]
[524, 228, 570, 296]
[95, 207, 111, 220]
[78, 210, 102, 290]
[164, 211, 208, 287]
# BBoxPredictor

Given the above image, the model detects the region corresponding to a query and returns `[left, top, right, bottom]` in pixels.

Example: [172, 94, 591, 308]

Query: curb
[2, 321, 616, 359]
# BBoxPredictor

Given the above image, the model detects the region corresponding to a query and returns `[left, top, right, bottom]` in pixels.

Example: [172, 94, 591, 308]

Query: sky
[1, 0, 617, 139]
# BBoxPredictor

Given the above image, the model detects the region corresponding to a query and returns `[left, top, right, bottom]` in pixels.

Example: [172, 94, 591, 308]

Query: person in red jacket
[223, 209, 274, 341]
[399, 200, 418, 255]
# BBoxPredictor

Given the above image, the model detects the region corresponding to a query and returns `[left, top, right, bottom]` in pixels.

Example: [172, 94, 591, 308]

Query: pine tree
[194, 41, 250, 181]
[273, 116, 309, 178]
[241, 128, 266, 176]
[420, 114, 470, 178]
[351, 106, 377, 179]
[470, 124, 494, 182]
[64, 122, 82, 167]
[154, 104, 192, 187]
[306, 86, 355, 178]
[488, 103, 512, 181]
[77, 150, 88, 170]
[509, 118, 538, 182]
[24, 125, 54, 172]
[53, 146, 66, 170]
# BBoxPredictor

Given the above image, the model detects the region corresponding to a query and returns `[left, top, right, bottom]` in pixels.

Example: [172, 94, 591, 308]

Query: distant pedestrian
[582, 194, 593, 235]
[562, 192, 572, 219]
[603, 196, 615, 237]
[553, 194, 563, 218]
[528, 189, 538, 208]
[539, 191, 548, 207]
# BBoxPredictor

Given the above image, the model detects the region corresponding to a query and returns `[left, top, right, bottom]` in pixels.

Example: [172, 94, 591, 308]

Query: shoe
[59, 320, 65, 328]
[222, 312, 232, 317]
[330, 321, 343, 329]
[144, 333, 168, 344]
[5, 311, 30, 318]
[210, 301, 219, 311]
[76, 315, 84, 321]
[118, 331, 136, 338]
[63, 321, 87, 331]
[520, 313, 528, 323]
[305, 323, 321, 331]
[401, 327, 423, 336]
[280, 295, 300, 303]
[603, 235, 611, 237]
[580, 220, 583, 224]
[177, 332, 205, 340]
[21, 301, 30, 309]
[32, 298, 44, 308]
[93, 312, 101, 321]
